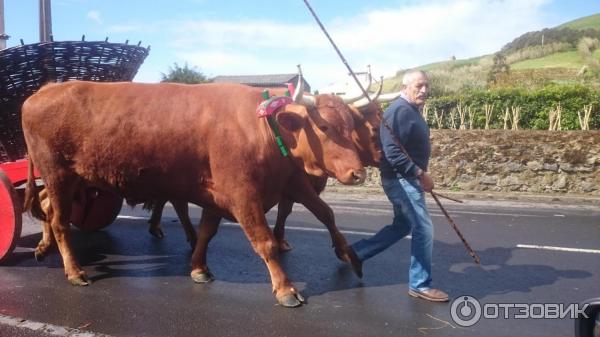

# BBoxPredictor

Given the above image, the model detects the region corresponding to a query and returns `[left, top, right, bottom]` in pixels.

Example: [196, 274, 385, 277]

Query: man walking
[350, 69, 448, 302]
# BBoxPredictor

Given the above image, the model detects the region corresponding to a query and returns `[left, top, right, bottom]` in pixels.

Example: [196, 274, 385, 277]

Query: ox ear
[277, 105, 307, 132]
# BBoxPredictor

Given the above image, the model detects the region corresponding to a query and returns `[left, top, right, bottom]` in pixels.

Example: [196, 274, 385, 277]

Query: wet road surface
[1, 192, 599, 337]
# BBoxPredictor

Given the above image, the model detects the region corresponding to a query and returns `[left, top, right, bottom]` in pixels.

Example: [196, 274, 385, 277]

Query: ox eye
[319, 125, 329, 132]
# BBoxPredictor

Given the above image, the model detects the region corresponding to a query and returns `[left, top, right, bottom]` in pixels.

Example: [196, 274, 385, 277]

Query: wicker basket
[0, 40, 149, 161]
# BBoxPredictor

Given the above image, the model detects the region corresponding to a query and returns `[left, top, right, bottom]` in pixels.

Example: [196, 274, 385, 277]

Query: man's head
[401, 70, 429, 107]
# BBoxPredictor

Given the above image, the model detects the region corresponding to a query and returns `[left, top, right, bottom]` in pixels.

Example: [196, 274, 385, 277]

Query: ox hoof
[334, 246, 349, 262]
[34, 250, 46, 262]
[346, 246, 363, 279]
[191, 270, 214, 284]
[278, 240, 293, 253]
[149, 227, 165, 239]
[277, 293, 305, 308]
[68, 275, 90, 286]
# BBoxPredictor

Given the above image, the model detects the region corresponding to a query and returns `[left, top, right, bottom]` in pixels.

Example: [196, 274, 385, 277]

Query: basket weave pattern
[0, 41, 149, 161]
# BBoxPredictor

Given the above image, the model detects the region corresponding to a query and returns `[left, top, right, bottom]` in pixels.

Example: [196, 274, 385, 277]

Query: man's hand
[419, 171, 434, 193]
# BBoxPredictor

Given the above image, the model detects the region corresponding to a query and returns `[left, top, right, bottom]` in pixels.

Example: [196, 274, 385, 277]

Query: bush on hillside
[505, 42, 572, 64]
[501, 27, 600, 54]
[425, 84, 600, 130]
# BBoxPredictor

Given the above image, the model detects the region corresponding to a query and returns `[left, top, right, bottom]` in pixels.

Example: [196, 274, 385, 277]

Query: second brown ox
[145, 96, 394, 252]
[22, 80, 367, 308]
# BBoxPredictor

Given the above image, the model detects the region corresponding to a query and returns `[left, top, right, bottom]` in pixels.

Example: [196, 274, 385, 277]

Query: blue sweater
[379, 97, 431, 179]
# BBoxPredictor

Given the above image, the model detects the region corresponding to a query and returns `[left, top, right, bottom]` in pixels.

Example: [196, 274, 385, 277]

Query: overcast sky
[3, 0, 600, 90]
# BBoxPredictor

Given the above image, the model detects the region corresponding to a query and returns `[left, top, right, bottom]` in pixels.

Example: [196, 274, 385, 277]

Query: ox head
[341, 76, 402, 167]
[274, 69, 366, 185]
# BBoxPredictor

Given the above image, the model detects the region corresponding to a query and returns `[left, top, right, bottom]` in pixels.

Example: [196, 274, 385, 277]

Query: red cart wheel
[0, 170, 22, 262]
[70, 188, 123, 231]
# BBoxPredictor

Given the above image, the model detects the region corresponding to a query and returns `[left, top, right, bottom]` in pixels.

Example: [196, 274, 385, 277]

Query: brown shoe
[408, 288, 449, 302]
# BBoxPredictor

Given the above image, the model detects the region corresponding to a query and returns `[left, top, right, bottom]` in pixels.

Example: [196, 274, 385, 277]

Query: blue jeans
[351, 176, 433, 291]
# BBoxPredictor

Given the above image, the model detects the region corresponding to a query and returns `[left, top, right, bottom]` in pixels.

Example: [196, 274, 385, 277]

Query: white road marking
[517, 244, 600, 254]
[119, 215, 597, 254]
[178, 200, 560, 218]
[221, 221, 410, 238]
[291, 205, 549, 218]
[117, 215, 148, 220]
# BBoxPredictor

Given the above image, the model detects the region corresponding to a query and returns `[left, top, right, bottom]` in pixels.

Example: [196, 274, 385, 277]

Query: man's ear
[277, 105, 307, 132]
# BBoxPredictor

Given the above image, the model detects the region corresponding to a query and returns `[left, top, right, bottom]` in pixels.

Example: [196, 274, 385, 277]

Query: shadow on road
[4, 218, 592, 302]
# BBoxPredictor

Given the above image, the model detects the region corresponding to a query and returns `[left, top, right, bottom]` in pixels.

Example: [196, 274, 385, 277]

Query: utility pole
[541, 34, 544, 47]
[0, 0, 9, 50]
[39, 0, 52, 42]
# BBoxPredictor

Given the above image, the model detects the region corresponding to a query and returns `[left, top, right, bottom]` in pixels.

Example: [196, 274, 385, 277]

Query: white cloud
[169, 20, 324, 50]
[107, 24, 144, 33]
[144, 0, 553, 90]
[86, 10, 102, 25]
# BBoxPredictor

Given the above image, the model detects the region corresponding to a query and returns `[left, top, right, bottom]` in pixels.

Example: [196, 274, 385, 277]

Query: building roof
[213, 74, 295, 86]
[212, 73, 311, 92]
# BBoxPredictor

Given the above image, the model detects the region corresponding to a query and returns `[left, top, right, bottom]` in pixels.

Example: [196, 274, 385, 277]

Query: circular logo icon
[450, 295, 482, 327]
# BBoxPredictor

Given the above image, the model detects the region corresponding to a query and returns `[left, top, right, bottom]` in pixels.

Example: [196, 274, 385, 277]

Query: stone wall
[331, 130, 600, 195]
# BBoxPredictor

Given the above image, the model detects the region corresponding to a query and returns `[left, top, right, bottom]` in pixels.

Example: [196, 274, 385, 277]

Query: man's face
[403, 73, 429, 107]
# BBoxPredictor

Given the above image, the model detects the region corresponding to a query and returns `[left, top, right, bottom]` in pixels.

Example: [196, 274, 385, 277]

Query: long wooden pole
[39, 0, 52, 42]
[0, 0, 8, 50]
[301, 0, 480, 265]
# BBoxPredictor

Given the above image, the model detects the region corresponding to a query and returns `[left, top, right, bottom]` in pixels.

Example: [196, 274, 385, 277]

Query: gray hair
[402, 70, 428, 86]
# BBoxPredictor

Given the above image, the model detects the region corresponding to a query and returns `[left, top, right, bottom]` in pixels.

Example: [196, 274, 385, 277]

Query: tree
[577, 37, 600, 77]
[160, 63, 211, 84]
[487, 53, 510, 86]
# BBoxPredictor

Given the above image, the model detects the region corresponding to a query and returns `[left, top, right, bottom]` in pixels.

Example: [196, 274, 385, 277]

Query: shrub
[426, 84, 600, 130]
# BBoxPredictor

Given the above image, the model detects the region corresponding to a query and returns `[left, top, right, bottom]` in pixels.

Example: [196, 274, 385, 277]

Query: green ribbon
[267, 115, 289, 157]
[262, 89, 289, 157]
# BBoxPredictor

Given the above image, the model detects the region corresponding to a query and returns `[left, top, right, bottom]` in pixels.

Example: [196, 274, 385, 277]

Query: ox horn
[293, 65, 316, 107]
[352, 76, 384, 109]
[339, 65, 373, 104]
[375, 89, 403, 103]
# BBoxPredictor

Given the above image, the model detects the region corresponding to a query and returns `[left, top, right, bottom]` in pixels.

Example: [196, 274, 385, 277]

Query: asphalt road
[0, 191, 599, 337]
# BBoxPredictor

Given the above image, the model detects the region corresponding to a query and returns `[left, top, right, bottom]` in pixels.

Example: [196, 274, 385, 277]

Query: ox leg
[35, 188, 55, 261]
[190, 209, 221, 283]
[148, 199, 167, 239]
[172, 200, 197, 249]
[273, 198, 294, 252]
[46, 178, 90, 286]
[235, 203, 304, 308]
[285, 177, 362, 278]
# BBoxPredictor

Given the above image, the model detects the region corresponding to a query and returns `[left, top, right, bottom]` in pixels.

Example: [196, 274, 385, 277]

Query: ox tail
[23, 159, 47, 221]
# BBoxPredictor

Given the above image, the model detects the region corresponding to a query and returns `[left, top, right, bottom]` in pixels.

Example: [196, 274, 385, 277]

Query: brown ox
[31, 105, 373, 256]
[272, 87, 404, 250]
[22, 80, 366, 308]
[274, 99, 384, 250]
[142, 101, 384, 249]
[137, 87, 396, 252]
[137, 85, 401, 253]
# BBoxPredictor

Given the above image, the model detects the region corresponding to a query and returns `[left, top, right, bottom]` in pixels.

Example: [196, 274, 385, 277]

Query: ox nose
[351, 168, 367, 185]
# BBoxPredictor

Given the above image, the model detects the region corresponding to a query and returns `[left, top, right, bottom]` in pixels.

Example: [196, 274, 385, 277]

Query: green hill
[557, 13, 600, 31]
[511, 51, 583, 70]
[417, 55, 485, 71]
[383, 13, 600, 93]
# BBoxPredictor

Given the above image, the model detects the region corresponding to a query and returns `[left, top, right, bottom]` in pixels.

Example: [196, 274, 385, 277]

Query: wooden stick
[431, 192, 481, 265]
[432, 191, 463, 203]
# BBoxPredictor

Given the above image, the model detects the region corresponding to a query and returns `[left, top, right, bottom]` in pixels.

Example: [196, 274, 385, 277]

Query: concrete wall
[333, 130, 600, 195]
